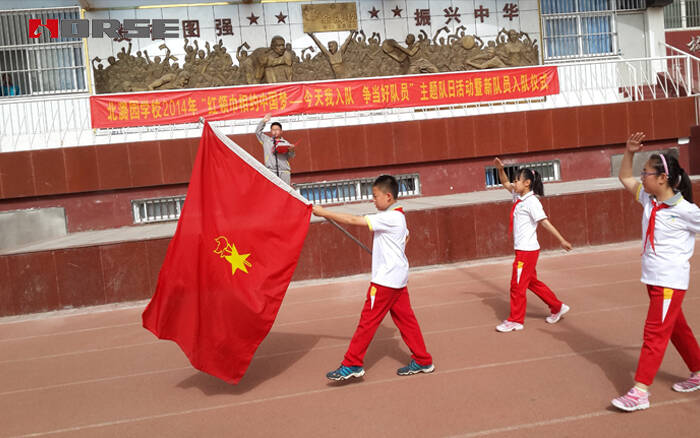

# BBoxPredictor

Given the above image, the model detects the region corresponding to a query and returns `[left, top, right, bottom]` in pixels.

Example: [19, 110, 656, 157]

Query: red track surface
[2, 241, 699, 437]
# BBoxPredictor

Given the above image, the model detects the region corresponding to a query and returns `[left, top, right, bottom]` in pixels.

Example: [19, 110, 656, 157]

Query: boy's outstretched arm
[493, 158, 514, 193]
[539, 219, 573, 251]
[313, 205, 367, 227]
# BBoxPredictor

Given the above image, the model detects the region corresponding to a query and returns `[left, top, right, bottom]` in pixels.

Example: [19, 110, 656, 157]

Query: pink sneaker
[611, 387, 650, 412]
[496, 320, 524, 332]
[672, 373, 700, 392]
[546, 304, 570, 324]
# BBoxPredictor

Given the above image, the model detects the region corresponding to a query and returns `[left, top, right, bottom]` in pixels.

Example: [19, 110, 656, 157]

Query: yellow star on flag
[224, 242, 252, 276]
[214, 236, 252, 276]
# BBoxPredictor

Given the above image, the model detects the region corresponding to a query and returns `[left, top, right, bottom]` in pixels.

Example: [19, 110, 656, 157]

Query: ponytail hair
[516, 167, 544, 197]
[649, 153, 693, 202]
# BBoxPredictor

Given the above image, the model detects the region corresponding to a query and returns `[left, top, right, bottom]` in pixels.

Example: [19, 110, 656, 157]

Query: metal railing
[542, 13, 617, 60]
[540, 0, 645, 61]
[663, 42, 700, 97]
[664, 0, 700, 29]
[2, 53, 700, 152]
[616, 0, 646, 10]
[0, 92, 91, 148]
[0, 7, 87, 97]
[541, 0, 645, 14]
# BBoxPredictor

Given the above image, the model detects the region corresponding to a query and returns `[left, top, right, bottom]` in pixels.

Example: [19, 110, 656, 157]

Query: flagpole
[200, 117, 368, 254]
[326, 218, 372, 255]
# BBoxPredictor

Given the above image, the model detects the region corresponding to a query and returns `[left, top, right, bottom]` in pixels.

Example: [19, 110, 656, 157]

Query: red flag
[142, 121, 311, 384]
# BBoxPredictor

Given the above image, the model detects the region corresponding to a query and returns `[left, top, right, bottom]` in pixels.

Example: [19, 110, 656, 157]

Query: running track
[1, 241, 699, 437]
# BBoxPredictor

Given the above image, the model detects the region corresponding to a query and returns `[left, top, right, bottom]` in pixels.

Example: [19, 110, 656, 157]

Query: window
[130, 174, 421, 223]
[132, 195, 186, 224]
[485, 161, 561, 188]
[296, 174, 420, 205]
[664, 0, 700, 29]
[541, 0, 645, 60]
[0, 7, 86, 98]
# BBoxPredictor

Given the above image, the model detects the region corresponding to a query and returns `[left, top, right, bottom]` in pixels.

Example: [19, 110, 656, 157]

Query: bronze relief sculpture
[93, 28, 538, 94]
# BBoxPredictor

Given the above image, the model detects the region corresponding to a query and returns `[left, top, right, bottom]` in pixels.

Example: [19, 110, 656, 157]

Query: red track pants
[635, 285, 700, 385]
[342, 283, 432, 367]
[508, 250, 563, 324]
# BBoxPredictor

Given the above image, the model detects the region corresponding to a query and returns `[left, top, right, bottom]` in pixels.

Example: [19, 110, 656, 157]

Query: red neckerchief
[509, 199, 521, 234]
[642, 199, 671, 254]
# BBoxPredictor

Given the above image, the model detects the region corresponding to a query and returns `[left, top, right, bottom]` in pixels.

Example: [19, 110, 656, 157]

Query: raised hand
[626, 132, 645, 153]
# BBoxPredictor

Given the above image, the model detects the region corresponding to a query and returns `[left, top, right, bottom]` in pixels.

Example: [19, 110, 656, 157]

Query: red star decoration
[247, 12, 260, 25]
[275, 11, 287, 24]
[368, 6, 380, 19]
[391, 5, 403, 17]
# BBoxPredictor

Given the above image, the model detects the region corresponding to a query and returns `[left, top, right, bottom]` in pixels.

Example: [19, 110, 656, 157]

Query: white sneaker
[546, 304, 570, 324]
[496, 320, 524, 332]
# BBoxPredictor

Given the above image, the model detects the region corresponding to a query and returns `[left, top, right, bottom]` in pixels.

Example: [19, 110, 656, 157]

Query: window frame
[540, 0, 646, 61]
[0, 6, 88, 98]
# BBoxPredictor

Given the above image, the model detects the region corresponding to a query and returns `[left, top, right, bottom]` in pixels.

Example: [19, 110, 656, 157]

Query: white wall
[84, 0, 539, 67]
[617, 12, 648, 59]
[645, 5, 666, 58]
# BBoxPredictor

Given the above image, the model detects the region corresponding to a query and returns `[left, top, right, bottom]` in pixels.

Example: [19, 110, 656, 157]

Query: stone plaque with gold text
[302, 2, 358, 33]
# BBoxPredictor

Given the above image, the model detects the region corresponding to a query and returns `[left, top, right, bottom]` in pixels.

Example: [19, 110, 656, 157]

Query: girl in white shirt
[493, 159, 573, 333]
[612, 132, 700, 412]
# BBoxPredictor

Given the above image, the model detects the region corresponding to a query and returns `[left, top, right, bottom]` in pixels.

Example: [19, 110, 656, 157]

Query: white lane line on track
[443, 397, 700, 438]
[9, 343, 699, 438]
[4, 297, 700, 396]
[3, 290, 698, 366]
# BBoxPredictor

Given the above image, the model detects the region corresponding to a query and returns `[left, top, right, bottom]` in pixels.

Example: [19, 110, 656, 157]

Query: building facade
[0, 0, 697, 316]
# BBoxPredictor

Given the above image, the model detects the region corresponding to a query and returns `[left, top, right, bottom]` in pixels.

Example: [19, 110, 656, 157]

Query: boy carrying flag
[313, 175, 434, 380]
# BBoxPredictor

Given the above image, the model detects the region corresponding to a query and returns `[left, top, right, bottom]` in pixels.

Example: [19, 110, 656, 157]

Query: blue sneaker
[397, 360, 435, 376]
[326, 365, 365, 381]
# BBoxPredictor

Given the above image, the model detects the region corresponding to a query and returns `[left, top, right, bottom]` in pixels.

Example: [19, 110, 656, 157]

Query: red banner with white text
[90, 66, 559, 129]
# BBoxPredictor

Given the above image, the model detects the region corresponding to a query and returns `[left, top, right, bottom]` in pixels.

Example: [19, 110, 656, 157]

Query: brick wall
[3, 181, 699, 317]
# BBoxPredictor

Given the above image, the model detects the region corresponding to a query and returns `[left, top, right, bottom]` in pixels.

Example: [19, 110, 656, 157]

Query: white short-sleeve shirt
[637, 185, 700, 290]
[512, 191, 548, 251]
[364, 206, 409, 289]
